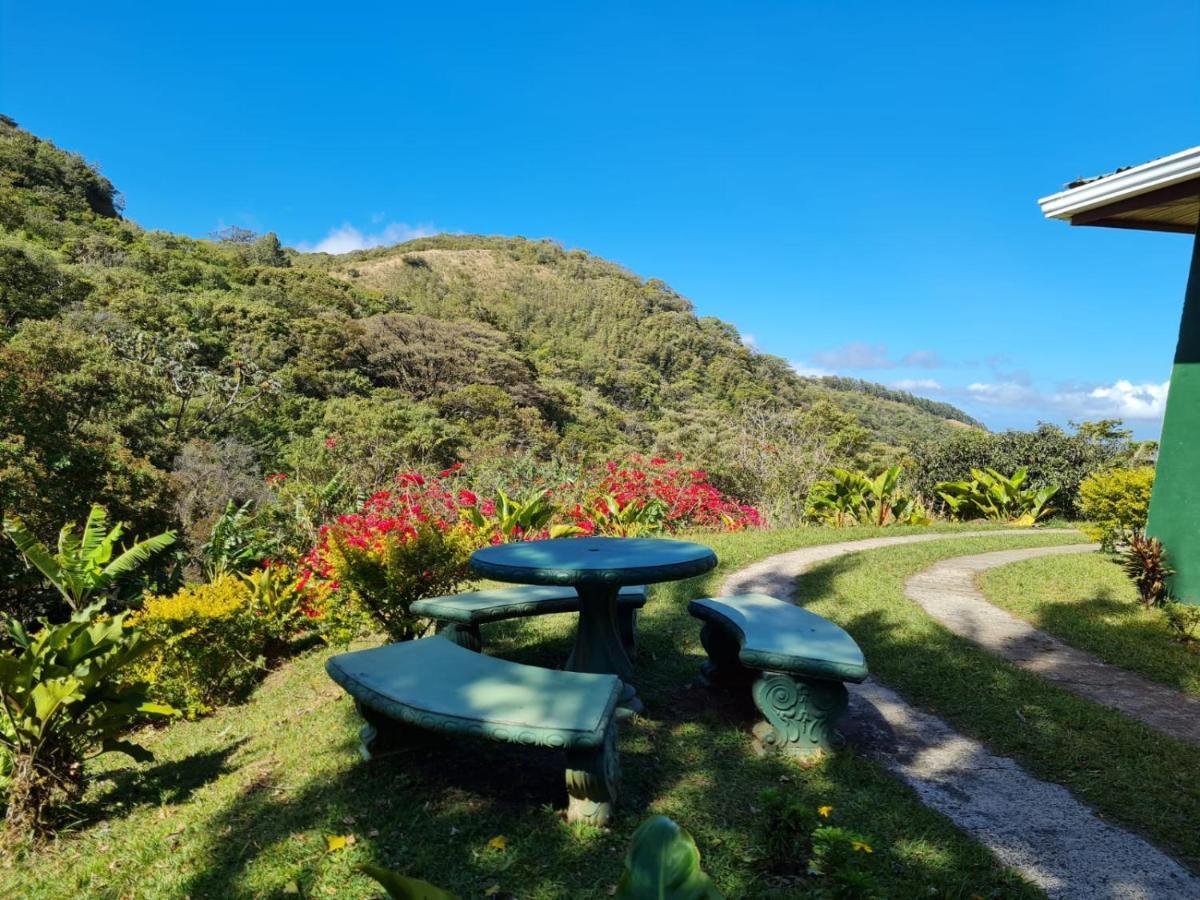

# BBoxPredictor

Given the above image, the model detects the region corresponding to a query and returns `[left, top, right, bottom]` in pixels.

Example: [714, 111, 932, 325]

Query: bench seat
[412, 584, 647, 655]
[688, 594, 868, 759]
[326, 636, 621, 824]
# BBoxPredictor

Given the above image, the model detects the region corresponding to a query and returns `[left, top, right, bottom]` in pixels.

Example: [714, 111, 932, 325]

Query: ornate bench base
[750, 672, 848, 759]
[565, 726, 620, 826]
[697, 621, 850, 759]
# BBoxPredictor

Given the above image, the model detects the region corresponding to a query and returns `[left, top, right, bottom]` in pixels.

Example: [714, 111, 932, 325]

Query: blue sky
[3, 2, 1198, 438]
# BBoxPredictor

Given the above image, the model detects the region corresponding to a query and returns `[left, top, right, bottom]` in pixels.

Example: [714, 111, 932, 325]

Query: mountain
[0, 117, 979, 559]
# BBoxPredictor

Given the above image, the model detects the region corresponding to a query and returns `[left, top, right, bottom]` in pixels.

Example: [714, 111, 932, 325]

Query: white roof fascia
[1038, 146, 1200, 221]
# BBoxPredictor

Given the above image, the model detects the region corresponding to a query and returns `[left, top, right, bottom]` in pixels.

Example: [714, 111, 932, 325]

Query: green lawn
[0, 523, 1057, 900]
[978, 552, 1200, 696]
[794, 538, 1200, 872]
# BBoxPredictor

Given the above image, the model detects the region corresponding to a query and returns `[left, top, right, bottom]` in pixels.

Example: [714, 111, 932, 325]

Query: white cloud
[299, 221, 438, 254]
[892, 378, 943, 392]
[790, 361, 835, 378]
[1051, 380, 1170, 421]
[965, 380, 1041, 406]
[741, 333, 757, 350]
[954, 377, 1170, 424]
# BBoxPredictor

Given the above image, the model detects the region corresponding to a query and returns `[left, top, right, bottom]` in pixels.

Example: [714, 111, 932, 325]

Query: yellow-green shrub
[132, 576, 265, 716]
[1078, 467, 1155, 551]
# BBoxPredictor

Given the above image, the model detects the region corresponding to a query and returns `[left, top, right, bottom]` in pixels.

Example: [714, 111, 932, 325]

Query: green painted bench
[411, 584, 647, 655]
[688, 594, 868, 759]
[326, 635, 622, 824]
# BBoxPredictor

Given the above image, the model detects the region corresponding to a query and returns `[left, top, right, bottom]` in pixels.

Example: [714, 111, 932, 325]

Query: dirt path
[905, 545, 1200, 746]
[719, 531, 1200, 899]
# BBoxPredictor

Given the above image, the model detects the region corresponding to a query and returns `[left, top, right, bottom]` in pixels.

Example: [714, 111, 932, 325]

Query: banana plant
[202, 499, 273, 578]
[0, 603, 176, 836]
[3, 505, 176, 611]
[935, 467, 1057, 526]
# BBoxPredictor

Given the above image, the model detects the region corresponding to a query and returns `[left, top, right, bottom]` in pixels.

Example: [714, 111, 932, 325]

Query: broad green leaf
[359, 864, 459, 899]
[615, 815, 723, 899]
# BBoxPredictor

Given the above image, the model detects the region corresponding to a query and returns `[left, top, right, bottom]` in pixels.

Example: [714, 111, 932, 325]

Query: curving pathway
[906, 545, 1200, 746]
[719, 530, 1200, 900]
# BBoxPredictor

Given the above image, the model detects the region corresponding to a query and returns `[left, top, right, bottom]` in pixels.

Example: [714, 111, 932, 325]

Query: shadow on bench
[326, 636, 622, 824]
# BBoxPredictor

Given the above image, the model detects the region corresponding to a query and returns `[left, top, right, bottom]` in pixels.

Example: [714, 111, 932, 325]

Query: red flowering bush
[301, 470, 484, 642]
[569, 455, 764, 535]
[301, 458, 762, 642]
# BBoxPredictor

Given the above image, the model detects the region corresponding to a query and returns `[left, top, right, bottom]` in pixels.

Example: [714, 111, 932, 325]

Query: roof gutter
[1038, 146, 1200, 222]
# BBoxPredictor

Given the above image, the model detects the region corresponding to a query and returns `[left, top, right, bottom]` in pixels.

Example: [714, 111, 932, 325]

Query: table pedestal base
[567, 583, 641, 715]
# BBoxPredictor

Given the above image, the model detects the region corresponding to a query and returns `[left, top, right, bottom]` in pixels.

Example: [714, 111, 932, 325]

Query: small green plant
[1078, 466, 1155, 551]
[591, 495, 667, 537]
[1122, 532, 1174, 608]
[808, 826, 880, 899]
[3, 504, 176, 611]
[935, 467, 1057, 526]
[615, 814, 723, 899]
[1164, 600, 1200, 644]
[757, 794, 880, 898]
[0, 603, 175, 838]
[756, 787, 817, 858]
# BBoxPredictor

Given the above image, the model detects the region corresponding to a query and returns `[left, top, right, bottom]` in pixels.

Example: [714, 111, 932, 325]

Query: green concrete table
[470, 536, 718, 713]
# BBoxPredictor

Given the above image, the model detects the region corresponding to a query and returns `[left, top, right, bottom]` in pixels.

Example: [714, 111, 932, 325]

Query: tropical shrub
[132, 576, 269, 715]
[1122, 532, 1173, 608]
[1078, 467, 1155, 551]
[304, 473, 481, 642]
[3, 504, 175, 611]
[806, 466, 930, 528]
[911, 421, 1136, 518]
[0, 603, 174, 838]
[200, 499, 274, 578]
[935, 468, 1056, 526]
[569, 456, 763, 533]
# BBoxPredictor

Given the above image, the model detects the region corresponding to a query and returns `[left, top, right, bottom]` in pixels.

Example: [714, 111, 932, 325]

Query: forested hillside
[0, 117, 980, 596]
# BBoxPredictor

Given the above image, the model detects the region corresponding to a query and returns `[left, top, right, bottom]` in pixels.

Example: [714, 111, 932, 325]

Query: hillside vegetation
[0, 116, 980, 598]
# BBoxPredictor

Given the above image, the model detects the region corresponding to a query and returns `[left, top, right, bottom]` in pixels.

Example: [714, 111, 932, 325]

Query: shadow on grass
[71, 739, 247, 829]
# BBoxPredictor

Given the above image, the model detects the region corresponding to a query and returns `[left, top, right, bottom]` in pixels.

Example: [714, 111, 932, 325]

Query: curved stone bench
[412, 584, 647, 655]
[326, 636, 622, 824]
[688, 594, 868, 758]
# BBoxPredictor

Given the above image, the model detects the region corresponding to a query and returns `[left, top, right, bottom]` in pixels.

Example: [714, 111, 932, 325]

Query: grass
[794, 536, 1200, 873]
[978, 551, 1200, 696]
[0, 523, 1060, 900]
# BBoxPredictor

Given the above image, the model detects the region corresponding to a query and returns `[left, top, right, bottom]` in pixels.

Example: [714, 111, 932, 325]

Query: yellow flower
[851, 840, 873, 853]
[818, 805, 833, 818]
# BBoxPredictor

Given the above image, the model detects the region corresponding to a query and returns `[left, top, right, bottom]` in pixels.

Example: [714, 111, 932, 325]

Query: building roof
[1038, 146, 1200, 234]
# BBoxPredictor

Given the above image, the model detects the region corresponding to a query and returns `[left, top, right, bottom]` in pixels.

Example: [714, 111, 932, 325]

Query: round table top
[469, 536, 718, 586]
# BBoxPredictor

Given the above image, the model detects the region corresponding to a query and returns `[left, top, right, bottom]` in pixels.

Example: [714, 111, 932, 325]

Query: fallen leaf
[325, 834, 349, 852]
[485, 885, 501, 896]
[488, 835, 508, 850]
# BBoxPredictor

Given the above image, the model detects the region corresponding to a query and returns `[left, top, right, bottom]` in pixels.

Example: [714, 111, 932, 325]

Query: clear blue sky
[3, 2, 1198, 438]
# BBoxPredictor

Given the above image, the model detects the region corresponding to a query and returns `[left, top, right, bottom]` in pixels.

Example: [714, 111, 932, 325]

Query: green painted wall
[1147, 223, 1200, 603]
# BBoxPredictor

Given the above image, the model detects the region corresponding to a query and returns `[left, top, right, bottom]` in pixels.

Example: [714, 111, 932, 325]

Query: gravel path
[719, 530, 1200, 899]
[906, 545, 1200, 746]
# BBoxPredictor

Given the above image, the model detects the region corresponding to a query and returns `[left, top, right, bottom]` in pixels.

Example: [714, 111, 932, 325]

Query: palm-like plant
[3, 505, 176, 611]
[807, 466, 931, 528]
[935, 467, 1057, 526]
[591, 495, 668, 537]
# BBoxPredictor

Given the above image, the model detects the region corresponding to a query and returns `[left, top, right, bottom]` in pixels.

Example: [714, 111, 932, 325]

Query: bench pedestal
[436, 622, 483, 653]
[750, 672, 848, 760]
[565, 726, 620, 826]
